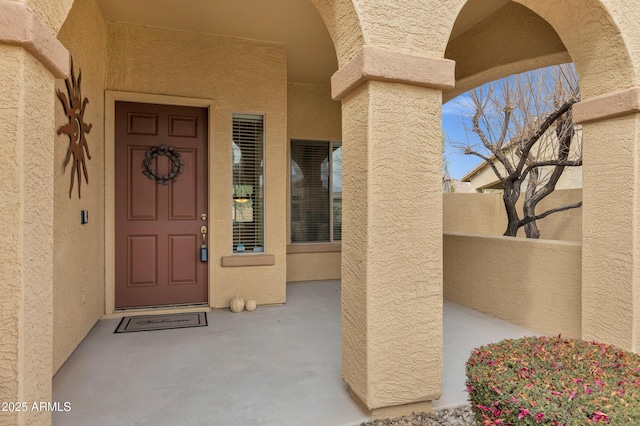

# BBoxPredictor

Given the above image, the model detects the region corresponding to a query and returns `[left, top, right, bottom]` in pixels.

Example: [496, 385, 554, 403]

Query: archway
[442, 0, 640, 353]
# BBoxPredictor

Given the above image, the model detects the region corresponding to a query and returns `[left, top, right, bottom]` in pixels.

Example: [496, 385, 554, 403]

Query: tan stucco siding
[0, 46, 24, 415]
[352, 0, 456, 58]
[444, 233, 582, 338]
[286, 82, 342, 281]
[443, 193, 504, 235]
[0, 44, 55, 425]
[514, 0, 637, 98]
[105, 22, 288, 308]
[287, 252, 341, 282]
[341, 81, 443, 410]
[53, 0, 107, 375]
[445, 2, 570, 101]
[308, 0, 364, 67]
[581, 115, 640, 351]
[287, 82, 341, 141]
[24, 0, 75, 35]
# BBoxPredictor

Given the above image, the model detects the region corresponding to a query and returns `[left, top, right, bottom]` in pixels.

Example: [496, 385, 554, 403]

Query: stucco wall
[445, 2, 570, 101]
[443, 193, 503, 235]
[444, 233, 582, 338]
[443, 189, 582, 242]
[341, 81, 443, 411]
[287, 252, 341, 281]
[53, 0, 107, 374]
[286, 82, 342, 282]
[0, 44, 56, 425]
[105, 22, 288, 307]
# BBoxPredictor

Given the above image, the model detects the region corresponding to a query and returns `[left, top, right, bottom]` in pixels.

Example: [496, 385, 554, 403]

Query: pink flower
[518, 408, 531, 419]
[590, 411, 609, 422]
[536, 413, 545, 422]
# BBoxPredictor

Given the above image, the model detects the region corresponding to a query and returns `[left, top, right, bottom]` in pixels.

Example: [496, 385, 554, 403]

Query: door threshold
[104, 304, 211, 319]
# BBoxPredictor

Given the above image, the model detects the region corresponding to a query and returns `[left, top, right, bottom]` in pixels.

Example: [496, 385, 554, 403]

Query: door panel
[115, 101, 208, 309]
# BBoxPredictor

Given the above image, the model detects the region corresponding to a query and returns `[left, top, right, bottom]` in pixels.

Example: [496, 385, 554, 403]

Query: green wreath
[142, 145, 184, 185]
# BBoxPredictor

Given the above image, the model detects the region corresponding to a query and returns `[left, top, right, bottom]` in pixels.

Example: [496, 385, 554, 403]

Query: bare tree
[454, 64, 582, 238]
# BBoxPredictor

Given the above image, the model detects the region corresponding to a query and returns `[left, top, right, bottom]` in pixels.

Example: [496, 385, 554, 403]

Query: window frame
[289, 139, 342, 246]
[231, 112, 265, 254]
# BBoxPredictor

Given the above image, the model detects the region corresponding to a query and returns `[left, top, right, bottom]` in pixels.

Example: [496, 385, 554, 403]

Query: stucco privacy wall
[286, 82, 342, 282]
[0, 45, 55, 426]
[443, 189, 583, 242]
[53, 0, 106, 374]
[105, 22, 287, 307]
[444, 233, 582, 339]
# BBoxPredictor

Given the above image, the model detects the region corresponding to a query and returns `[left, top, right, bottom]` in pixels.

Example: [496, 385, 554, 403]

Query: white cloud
[441, 93, 475, 118]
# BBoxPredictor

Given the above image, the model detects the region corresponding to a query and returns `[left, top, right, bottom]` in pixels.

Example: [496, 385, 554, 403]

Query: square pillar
[581, 114, 640, 351]
[341, 80, 443, 416]
[0, 45, 56, 426]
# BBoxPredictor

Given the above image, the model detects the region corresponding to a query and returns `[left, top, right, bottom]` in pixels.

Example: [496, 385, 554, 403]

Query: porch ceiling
[94, 0, 509, 86]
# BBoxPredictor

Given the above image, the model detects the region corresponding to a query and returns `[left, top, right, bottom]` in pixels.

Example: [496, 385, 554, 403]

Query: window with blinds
[290, 140, 342, 243]
[232, 114, 264, 253]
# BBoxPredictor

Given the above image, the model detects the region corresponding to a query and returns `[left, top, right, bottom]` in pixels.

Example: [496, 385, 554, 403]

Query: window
[290, 140, 342, 243]
[232, 114, 264, 253]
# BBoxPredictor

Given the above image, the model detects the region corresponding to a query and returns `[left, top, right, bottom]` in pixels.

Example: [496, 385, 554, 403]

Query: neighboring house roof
[461, 160, 489, 182]
[443, 166, 472, 193]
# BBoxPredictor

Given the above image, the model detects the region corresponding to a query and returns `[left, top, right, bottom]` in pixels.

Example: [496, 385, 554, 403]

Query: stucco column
[575, 89, 640, 352]
[0, 2, 68, 425]
[333, 47, 454, 418]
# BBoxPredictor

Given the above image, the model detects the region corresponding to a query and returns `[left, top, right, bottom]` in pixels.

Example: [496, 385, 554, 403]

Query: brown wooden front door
[115, 101, 208, 309]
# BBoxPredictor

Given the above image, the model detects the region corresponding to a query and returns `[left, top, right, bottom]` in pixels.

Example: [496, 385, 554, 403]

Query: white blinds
[232, 114, 264, 252]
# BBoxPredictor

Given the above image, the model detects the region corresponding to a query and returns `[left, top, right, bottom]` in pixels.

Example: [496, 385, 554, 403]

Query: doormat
[114, 312, 207, 333]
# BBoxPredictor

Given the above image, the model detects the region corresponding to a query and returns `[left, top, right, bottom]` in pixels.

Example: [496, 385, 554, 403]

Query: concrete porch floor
[53, 280, 536, 425]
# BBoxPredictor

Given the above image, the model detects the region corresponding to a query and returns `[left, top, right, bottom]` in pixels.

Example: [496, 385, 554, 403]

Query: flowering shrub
[465, 336, 640, 425]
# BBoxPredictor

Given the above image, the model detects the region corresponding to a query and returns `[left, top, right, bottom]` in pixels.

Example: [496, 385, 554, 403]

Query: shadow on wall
[443, 233, 582, 339]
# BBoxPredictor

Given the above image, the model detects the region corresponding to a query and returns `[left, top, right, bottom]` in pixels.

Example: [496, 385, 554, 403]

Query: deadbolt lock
[201, 213, 207, 221]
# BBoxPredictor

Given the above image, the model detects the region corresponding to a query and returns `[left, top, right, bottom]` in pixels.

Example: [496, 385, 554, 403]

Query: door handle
[200, 226, 207, 246]
[200, 226, 208, 262]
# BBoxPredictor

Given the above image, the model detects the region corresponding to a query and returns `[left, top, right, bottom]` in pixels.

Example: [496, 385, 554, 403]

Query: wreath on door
[142, 145, 184, 185]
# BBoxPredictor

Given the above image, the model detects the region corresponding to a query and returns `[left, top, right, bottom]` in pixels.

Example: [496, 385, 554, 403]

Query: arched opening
[50, 1, 372, 425]
[10, 0, 637, 422]
[441, 0, 639, 411]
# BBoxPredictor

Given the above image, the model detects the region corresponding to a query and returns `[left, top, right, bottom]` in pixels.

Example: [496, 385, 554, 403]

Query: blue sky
[441, 93, 483, 180]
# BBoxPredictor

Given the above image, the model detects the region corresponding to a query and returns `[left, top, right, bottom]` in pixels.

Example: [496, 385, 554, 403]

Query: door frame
[105, 91, 216, 316]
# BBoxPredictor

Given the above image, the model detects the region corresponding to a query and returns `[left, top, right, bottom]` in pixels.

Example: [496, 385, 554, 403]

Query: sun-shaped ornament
[56, 57, 92, 198]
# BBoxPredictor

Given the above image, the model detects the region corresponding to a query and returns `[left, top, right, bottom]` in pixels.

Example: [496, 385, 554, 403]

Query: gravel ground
[360, 405, 476, 426]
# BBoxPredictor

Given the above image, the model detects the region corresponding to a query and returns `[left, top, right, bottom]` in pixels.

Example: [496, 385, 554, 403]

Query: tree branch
[521, 159, 582, 179]
[514, 99, 577, 175]
[464, 149, 506, 184]
[519, 202, 582, 226]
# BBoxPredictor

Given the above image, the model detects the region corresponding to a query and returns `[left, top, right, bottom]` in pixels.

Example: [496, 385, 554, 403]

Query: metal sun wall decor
[56, 57, 92, 199]
[142, 145, 184, 185]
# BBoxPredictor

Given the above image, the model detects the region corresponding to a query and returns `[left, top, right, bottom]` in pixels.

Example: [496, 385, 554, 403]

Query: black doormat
[114, 312, 207, 333]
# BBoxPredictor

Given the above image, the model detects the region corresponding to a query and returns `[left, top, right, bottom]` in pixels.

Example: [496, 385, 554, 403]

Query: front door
[115, 101, 208, 309]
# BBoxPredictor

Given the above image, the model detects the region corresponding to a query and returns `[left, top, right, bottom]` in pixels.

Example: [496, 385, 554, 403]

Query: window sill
[286, 243, 342, 254]
[221, 254, 276, 267]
